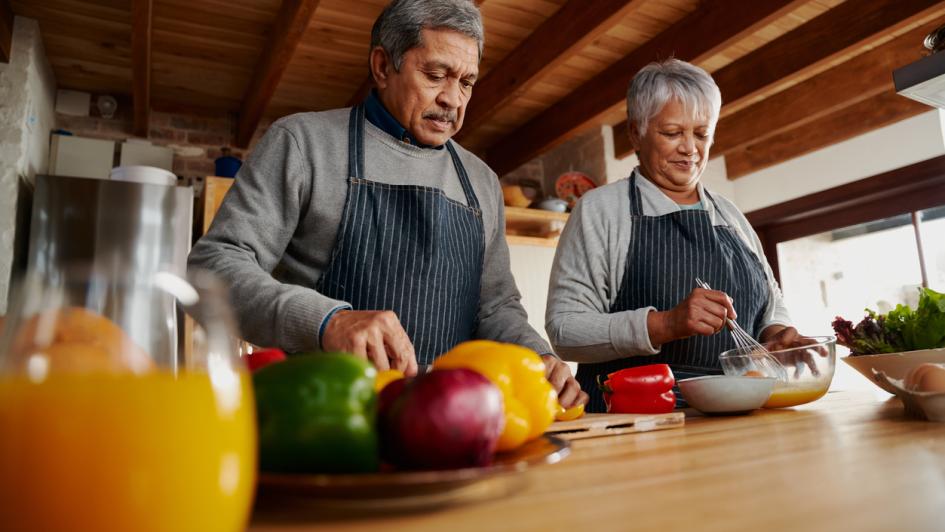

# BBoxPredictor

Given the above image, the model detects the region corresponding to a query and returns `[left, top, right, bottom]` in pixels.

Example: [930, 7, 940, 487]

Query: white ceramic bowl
[110, 165, 177, 187]
[677, 375, 775, 415]
[842, 348, 945, 394]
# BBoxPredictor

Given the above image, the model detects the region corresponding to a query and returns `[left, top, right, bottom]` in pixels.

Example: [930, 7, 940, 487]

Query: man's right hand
[321, 310, 419, 376]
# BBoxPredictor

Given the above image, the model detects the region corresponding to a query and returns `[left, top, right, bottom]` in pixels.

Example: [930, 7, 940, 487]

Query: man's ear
[370, 46, 392, 89]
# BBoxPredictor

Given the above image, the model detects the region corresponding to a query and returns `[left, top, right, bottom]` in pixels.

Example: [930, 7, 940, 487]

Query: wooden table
[249, 391, 945, 532]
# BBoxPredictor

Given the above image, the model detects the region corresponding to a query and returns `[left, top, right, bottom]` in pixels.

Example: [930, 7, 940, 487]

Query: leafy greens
[832, 287, 945, 355]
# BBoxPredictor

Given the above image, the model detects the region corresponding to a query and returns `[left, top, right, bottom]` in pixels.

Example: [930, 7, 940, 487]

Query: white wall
[730, 110, 945, 212]
[507, 243, 557, 343]
[0, 17, 57, 312]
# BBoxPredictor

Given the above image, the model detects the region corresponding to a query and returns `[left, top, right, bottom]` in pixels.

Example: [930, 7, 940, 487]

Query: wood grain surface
[249, 391, 945, 532]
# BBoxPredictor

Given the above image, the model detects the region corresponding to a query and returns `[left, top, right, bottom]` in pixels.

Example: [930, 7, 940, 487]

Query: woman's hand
[760, 325, 827, 377]
[647, 287, 737, 346]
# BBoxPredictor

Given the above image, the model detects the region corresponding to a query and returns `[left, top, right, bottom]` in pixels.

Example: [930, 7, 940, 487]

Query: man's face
[374, 28, 479, 146]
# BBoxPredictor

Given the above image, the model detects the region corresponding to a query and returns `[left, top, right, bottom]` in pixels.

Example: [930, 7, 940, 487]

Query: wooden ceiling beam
[484, 0, 806, 176]
[0, 0, 13, 64]
[724, 91, 929, 179]
[611, 0, 945, 162]
[713, 0, 944, 118]
[131, 0, 152, 137]
[454, 0, 647, 141]
[235, 0, 321, 148]
[713, 22, 934, 159]
[346, 76, 372, 107]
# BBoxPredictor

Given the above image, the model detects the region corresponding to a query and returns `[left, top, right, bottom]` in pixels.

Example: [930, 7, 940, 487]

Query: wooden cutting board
[545, 412, 685, 440]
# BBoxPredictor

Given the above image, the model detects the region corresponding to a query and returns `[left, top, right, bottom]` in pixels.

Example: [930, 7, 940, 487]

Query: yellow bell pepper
[433, 340, 557, 452]
[374, 369, 405, 392]
[555, 403, 585, 421]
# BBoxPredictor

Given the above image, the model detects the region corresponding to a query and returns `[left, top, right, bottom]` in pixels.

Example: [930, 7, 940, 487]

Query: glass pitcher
[0, 264, 256, 532]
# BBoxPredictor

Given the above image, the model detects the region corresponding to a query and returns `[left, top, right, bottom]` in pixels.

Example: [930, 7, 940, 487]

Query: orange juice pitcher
[0, 268, 256, 532]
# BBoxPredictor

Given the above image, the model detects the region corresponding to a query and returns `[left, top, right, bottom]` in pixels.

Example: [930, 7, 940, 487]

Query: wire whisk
[695, 277, 788, 381]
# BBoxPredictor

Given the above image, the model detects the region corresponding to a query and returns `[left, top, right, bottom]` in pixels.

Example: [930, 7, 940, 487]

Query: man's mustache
[423, 111, 457, 123]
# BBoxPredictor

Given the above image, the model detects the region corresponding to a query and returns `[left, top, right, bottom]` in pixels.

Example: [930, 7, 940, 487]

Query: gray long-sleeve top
[545, 169, 792, 363]
[189, 109, 550, 355]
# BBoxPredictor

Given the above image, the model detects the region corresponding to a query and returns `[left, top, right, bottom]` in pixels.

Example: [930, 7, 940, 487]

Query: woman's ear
[628, 122, 641, 151]
[370, 47, 392, 90]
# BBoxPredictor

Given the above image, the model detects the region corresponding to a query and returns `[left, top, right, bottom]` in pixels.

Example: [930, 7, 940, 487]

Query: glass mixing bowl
[720, 336, 836, 408]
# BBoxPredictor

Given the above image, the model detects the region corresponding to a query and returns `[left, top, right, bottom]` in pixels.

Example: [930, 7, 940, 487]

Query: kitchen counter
[249, 391, 945, 531]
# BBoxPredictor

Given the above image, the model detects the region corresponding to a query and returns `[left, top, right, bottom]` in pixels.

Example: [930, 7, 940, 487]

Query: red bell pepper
[599, 364, 676, 414]
[245, 348, 287, 372]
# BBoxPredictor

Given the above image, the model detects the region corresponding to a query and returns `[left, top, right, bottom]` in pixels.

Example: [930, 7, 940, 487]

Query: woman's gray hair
[371, 0, 484, 71]
[626, 58, 722, 136]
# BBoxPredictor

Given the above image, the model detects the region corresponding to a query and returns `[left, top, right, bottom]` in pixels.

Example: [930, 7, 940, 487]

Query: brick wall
[500, 127, 607, 199]
[55, 95, 270, 180]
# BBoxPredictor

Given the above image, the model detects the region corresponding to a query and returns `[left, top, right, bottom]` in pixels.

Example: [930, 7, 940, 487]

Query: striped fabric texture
[577, 174, 770, 413]
[317, 105, 485, 365]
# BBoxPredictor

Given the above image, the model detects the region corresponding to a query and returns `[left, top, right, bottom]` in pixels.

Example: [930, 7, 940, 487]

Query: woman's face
[631, 98, 713, 202]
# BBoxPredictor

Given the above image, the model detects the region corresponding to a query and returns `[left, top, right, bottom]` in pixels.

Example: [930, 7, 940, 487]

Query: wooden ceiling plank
[455, 0, 648, 140]
[1, 0, 14, 63]
[235, 0, 322, 148]
[131, 0, 153, 137]
[484, 0, 807, 176]
[609, 0, 944, 164]
[724, 91, 929, 179]
[713, 22, 935, 158]
[712, 0, 944, 117]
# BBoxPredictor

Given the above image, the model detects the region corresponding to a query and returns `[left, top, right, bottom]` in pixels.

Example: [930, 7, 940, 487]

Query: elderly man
[189, 0, 587, 408]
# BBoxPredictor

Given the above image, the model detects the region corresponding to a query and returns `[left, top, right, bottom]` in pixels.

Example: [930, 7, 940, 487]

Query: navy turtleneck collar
[363, 90, 444, 150]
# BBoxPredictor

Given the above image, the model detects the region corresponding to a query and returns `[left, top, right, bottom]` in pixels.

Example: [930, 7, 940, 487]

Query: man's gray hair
[371, 0, 484, 71]
[626, 58, 722, 136]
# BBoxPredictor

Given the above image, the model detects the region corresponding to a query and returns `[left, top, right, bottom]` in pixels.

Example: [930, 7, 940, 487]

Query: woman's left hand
[760, 326, 827, 377]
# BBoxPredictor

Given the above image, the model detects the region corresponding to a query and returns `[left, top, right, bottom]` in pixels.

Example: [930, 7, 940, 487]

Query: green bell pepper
[252, 353, 379, 473]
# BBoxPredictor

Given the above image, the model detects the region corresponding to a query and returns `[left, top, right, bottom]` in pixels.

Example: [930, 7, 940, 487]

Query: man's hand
[541, 355, 588, 409]
[648, 287, 737, 346]
[322, 310, 419, 376]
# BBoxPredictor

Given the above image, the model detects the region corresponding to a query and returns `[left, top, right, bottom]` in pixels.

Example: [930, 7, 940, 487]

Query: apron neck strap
[347, 103, 480, 210]
[347, 104, 367, 181]
[445, 141, 480, 210]
[628, 171, 734, 226]
[628, 173, 644, 215]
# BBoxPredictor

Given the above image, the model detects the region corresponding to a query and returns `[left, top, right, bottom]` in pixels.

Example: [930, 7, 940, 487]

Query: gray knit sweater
[188, 109, 550, 355]
[546, 170, 793, 363]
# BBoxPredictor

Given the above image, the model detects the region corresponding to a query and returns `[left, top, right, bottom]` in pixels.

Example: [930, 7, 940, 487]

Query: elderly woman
[546, 59, 806, 412]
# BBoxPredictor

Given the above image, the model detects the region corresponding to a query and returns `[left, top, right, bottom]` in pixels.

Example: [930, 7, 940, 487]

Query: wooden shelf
[202, 181, 567, 247]
[505, 206, 569, 245]
[507, 234, 560, 247]
[504, 206, 569, 223]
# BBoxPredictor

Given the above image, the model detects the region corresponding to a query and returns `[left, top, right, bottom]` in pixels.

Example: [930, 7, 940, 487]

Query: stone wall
[0, 17, 56, 313]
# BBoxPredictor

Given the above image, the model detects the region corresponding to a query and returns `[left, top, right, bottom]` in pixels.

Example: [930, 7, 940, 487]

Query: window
[747, 155, 945, 392]
[776, 214, 931, 391]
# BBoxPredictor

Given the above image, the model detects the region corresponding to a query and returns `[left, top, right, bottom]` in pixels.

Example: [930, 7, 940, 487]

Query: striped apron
[315, 105, 485, 365]
[577, 174, 769, 412]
